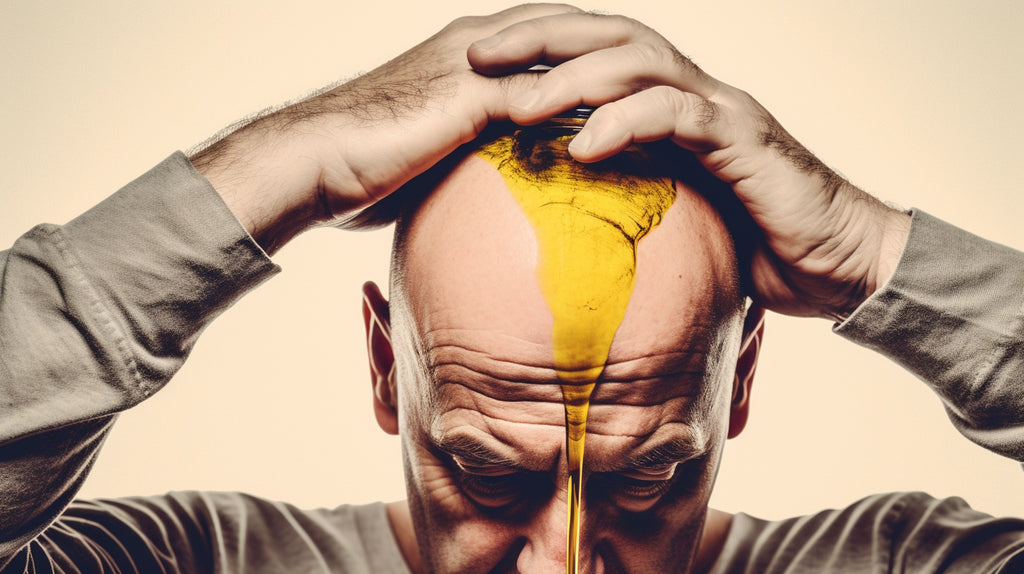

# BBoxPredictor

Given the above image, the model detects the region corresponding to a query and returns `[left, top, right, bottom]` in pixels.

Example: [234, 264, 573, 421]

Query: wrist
[871, 204, 912, 294]
[828, 202, 911, 322]
[190, 119, 323, 254]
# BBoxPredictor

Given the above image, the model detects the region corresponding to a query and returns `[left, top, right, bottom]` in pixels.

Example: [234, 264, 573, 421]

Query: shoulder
[12, 493, 407, 574]
[709, 492, 1024, 574]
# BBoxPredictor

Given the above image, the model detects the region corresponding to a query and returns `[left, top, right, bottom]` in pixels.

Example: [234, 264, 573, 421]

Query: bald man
[357, 124, 754, 572]
[1, 5, 1022, 573]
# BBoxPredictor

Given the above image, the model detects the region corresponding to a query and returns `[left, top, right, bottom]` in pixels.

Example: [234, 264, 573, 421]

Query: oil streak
[478, 133, 674, 573]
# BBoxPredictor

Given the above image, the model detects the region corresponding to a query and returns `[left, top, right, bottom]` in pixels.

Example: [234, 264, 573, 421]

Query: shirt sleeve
[834, 209, 1024, 463]
[0, 153, 280, 559]
[709, 492, 1024, 574]
[1, 494, 410, 574]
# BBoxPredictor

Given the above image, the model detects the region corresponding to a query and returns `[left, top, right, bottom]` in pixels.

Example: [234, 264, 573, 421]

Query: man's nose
[515, 494, 602, 574]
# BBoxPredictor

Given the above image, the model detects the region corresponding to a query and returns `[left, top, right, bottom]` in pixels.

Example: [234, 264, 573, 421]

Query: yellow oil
[478, 132, 674, 573]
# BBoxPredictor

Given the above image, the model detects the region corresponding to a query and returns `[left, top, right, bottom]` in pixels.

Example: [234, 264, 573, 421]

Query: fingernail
[472, 35, 503, 50]
[568, 130, 593, 156]
[510, 89, 542, 114]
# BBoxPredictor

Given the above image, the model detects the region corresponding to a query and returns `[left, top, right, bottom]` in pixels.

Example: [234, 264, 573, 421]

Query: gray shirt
[1, 153, 1022, 572]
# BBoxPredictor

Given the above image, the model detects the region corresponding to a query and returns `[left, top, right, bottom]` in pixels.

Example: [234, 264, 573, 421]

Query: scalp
[388, 140, 745, 368]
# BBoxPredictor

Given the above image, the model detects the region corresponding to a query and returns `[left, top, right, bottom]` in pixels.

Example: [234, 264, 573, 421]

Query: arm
[0, 154, 279, 558]
[2, 4, 623, 566]
[836, 209, 1024, 462]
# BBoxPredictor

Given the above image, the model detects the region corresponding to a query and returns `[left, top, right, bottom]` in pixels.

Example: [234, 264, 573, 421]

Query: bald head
[364, 131, 758, 573]
[390, 139, 744, 381]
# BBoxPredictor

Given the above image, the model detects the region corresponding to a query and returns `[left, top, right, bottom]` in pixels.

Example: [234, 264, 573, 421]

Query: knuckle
[592, 12, 640, 29]
[622, 42, 685, 74]
[518, 18, 546, 36]
[445, 15, 480, 32]
[546, 3, 584, 14]
[492, 3, 583, 26]
[672, 49, 697, 73]
[649, 85, 682, 110]
[668, 91, 718, 131]
[669, 49, 717, 89]
[595, 13, 663, 42]
[518, 2, 581, 12]
[624, 42, 659, 65]
[694, 99, 720, 130]
[494, 17, 546, 42]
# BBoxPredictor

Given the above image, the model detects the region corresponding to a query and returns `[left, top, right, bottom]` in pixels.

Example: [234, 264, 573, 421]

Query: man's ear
[362, 281, 398, 436]
[728, 304, 765, 439]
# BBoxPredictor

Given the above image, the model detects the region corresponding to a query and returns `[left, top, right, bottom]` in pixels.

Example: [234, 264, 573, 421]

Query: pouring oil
[477, 112, 674, 573]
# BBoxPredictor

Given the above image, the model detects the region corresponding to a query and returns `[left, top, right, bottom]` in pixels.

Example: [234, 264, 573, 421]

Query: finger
[469, 11, 665, 75]
[503, 42, 718, 125]
[464, 3, 584, 48]
[484, 2, 584, 22]
[566, 86, 734, 162]
[477, 70, 548, 124]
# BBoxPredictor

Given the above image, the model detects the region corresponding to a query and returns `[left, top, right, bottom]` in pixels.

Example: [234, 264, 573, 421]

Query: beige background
[2, 0, 1021, 522]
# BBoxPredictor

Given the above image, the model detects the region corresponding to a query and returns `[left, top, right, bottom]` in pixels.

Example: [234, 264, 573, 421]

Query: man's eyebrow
[622, 434, 705, 470]
[431, 434, 519, 468]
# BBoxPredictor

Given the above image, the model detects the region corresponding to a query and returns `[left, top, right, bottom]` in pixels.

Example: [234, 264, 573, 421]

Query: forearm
[0, 153, 278, 555]
[836, 209, 1024, 462]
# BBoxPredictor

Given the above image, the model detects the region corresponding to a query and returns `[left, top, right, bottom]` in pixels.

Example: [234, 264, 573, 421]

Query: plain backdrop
[2, 0, 1022, 522]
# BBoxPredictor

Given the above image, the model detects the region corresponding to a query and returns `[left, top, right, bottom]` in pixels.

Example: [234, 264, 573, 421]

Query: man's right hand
[191, 3, 582, 254]
[467, 11, 913, 322]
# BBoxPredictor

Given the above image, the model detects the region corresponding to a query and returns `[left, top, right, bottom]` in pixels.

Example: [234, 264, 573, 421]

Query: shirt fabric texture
[0, 153, 1022, 573]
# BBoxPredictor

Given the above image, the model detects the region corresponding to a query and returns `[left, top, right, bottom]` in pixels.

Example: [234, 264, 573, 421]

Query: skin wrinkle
[426, 343, 711, 384]
[432, 415, 709, 476]
[433, 397, 703, 441]
[423, 338, 716, 376]
[423, 329, 716, 378]
[436, 420, 709, 458]
[434, 365, 707, 399]
[432, 366, 707, 408]
[424, 330, 715, 412]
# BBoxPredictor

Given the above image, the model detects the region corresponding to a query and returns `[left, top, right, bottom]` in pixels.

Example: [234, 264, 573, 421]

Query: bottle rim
[526, 106, 595, 135]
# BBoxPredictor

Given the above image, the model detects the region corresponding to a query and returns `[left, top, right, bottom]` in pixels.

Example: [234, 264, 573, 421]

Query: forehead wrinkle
[430, 414, 564, 471]
[429, 352, 714, 415]
[430, 433, 518, 468]
[426, 342, 558, 385]
[427, 332, 712, 383]
[583, 422, 711, 473]
[604, 315, 718, 369]
[434, 390, 702, 454]
[585, 396, 705, 439]
[435, 374, 563, 408]
[421, 324, 549, 356]
[430, 405, 709, 474]
[603, 348, 711, 380]
[441, 405, 567, 431]
[587, 381, 702, 407]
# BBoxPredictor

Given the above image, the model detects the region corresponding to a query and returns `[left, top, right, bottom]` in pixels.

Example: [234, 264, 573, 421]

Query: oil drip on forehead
[476, 133, 675, 573]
